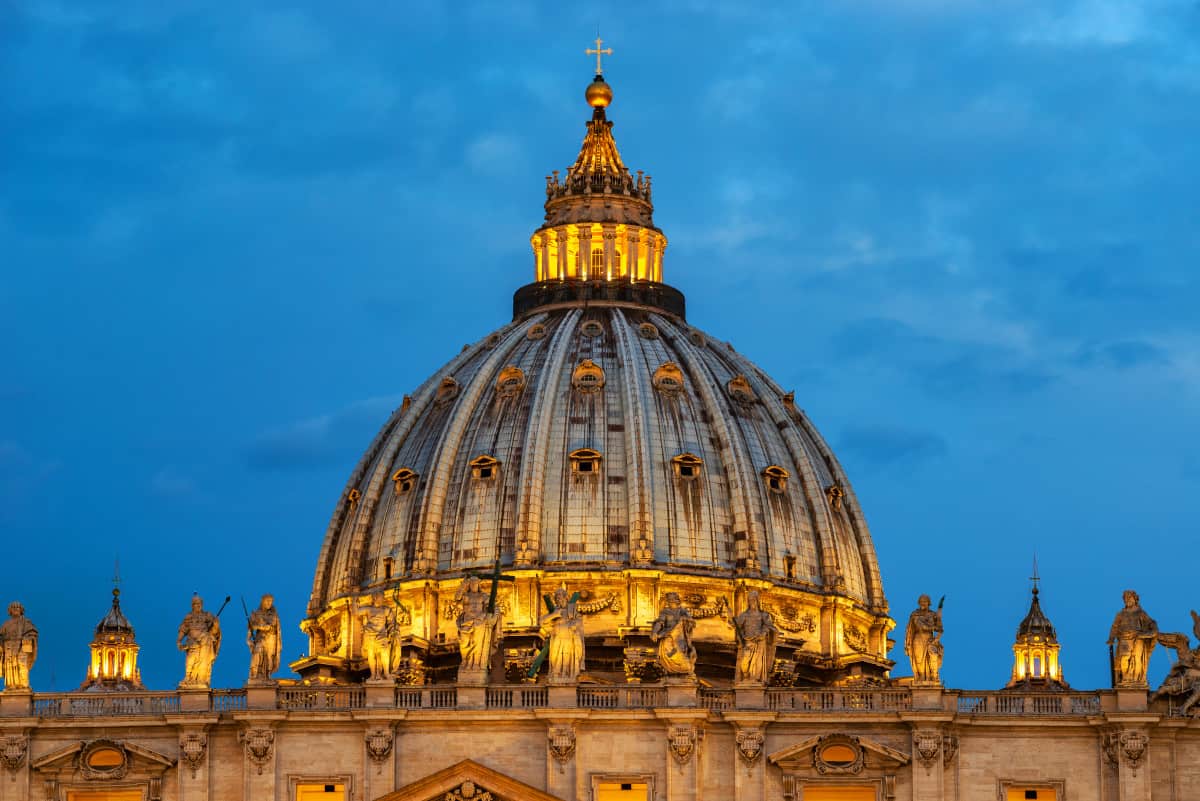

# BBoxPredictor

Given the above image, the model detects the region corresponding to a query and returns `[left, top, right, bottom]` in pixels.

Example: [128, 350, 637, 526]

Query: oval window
[87, 747, 124, 769]
[819, 743, 858, 766]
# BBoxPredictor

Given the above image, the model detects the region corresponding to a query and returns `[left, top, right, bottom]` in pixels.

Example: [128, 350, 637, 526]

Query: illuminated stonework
[1007, 582, 1067, 690]
[79, 587, 144, 691]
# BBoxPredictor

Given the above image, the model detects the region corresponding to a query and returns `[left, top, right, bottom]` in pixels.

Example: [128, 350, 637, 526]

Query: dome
[298, 71, 893, 687]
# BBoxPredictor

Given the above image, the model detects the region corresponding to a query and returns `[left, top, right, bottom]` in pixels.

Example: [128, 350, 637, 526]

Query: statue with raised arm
[177, 595, 221, 689]
[650, 592, 697, 676]
[540, 586, 585, 684]
[360, 593, 395, 681]
[0, 602, 37, 691]
[905, 594, 944, 685]
[456, 576, 500, 677]
[734, 590, 778, 685]
[247, 594, 282, 683]
[1108, 589, 1157, 687]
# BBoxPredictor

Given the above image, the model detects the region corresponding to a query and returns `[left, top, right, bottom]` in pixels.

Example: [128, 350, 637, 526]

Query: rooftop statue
[0, 602, 37, 691]
[540, 586, 585, 685]
[177, 595, 221, 689]
[360, 593, 397, 682]
[905, 594, 944, 685]
[733, 590, 778, 686]
[455, 576, 501, 681]
[651, 592, 697, 677]
[1108, 589, 1157, 688]
[1152, 610, 1200, 716]
[246, 594, 281, 684]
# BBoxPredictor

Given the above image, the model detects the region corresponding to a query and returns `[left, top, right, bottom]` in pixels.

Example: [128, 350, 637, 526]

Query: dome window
[391, 468, 418, 496]
[435, 376, 460, 405]
[346, 488, 362, 510]
[652, 362, 685, 395]
[572, 359, 606, 393]
[485, 333, 502, 349]
[527, 323, 547, 341]
[688, 330, 706, 348]
[580, 320, 604, 338]
[470, 454, 501, 482]
[671, 453, 704, 481]
[570, 448, 602, 475]
[495, 365, 526, 399]
[826, 483, 845, 510]
[638, 322, 659, 340]
[727, 374, 757, 404]
[591, 247, 605, 272]
[762, 465, 790, 494]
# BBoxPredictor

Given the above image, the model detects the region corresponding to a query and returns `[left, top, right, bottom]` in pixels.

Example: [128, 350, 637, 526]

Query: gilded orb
[585, 77, 612, 108]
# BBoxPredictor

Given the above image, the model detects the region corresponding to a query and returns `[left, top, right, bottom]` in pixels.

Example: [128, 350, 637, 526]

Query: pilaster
[726, 712, 774, 801]
[233, 711, 285, 801]
[167, 714, 218, 801]
[657, 710, 706, 801]
[0, 727, 30, 801]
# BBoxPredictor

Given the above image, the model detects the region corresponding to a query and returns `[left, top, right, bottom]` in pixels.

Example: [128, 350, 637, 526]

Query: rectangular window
[1005, 789, 1057, 801]
[67, 793, 144, 801]
[801, 788, 876, 801]
[297, 784, 346, 801]
[596, 782, 649, 801]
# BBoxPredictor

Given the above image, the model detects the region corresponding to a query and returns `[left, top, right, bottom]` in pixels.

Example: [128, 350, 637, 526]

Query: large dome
[297, 75, 893, 687]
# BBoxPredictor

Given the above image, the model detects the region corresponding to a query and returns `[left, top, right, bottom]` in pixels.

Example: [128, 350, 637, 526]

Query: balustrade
[956, 692, 1101, 716]
[765, 689, 912, 713]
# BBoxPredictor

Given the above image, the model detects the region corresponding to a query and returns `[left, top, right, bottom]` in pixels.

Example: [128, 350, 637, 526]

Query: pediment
[374, 759, 566, 801]
[33, 738, 174, 782]
[769, 732, 910, 773]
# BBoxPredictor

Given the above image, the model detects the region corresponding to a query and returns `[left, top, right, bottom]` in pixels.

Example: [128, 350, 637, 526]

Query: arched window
[591, 247, 604, 272]
[470, 454, 500, 482]
[762, 465, 790, 494]
[391, 468, 418, 495]
[570, 448, 602, 475]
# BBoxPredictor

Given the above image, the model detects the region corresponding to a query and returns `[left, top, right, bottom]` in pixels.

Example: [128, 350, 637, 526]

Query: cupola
[79, 582, 144, 691]
[1006, 565, 1067, 690]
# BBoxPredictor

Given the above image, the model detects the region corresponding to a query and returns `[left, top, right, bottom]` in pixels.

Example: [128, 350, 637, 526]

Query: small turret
[1006, 563, 1068, 691]
[78, 579, 144, 692]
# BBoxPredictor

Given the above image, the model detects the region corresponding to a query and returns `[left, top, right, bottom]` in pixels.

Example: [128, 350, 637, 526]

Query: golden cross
[586, 37, 613, 75]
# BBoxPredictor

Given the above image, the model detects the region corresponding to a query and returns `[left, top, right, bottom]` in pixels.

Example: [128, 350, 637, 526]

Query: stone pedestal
[910, 684, 943, 711]
[0, 690, 31, 717]
[665, 676, 698, 708]
[178, 688, 211, 713]
[365, 679, 396, 708]
[245, 683, 277, 710]
[1116, 688, 1149, 712]
[457, 685, 486, 709]
[548, 685, 576, 709]
[734, 684, 765, 710]
[458, 668, 488, 687]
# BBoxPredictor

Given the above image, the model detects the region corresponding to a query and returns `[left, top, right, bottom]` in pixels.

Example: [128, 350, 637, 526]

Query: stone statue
[1108, 589, 1157, 687]
[246, 594, 282, 683]
[455, 576, 500, 677]
[540, 586, 585, 684]
[650, 592, 697, 676]
[905, 594, 943, 684]
[733, 590, 778, 685]
[0, 602, 37, 691]
[1153, 623, 1200, 716]
[177, 595, 221, 689]
[360, 593, 396, 681]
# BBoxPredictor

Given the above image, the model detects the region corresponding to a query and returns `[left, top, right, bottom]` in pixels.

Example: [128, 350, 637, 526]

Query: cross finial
[586, 36, 613, 76]
[1029, 553, 1040, 594]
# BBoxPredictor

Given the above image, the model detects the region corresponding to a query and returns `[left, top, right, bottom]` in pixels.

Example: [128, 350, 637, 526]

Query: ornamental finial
[586, 36, 613, 76]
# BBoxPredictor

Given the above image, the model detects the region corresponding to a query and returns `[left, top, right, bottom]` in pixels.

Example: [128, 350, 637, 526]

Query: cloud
[837, 425, 947, 467]
[1073, 340, 1170, 370]
[245, 396, 403, 472]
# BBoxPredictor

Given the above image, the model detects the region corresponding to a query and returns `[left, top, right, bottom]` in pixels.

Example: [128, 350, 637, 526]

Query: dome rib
[412, 319, 530, 574]
[514, 310, 581, 565]
[669, 322, 764, 573]
[611, 309, 655, 561]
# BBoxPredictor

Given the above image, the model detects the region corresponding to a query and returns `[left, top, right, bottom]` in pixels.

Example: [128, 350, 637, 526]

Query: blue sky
[1, 0, 1197, 692]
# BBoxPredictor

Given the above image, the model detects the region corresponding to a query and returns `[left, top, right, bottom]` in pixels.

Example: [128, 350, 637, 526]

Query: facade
[1, 58, 1199, 801]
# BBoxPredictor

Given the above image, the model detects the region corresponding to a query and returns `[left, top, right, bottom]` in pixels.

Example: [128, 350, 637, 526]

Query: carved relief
[1119, 731, 1149, 770]
[668, 726, 699, 765]
[813, 734, 866, 775]
[547, 724, 576, 765]
[735, 728, 765, 766]
[179, 733, 207, 778]
[913, 729, 942, 769]
[942, 732, 959, 765]
[767, 604, 818, 634]
[444, 781, 495, 801]
[843, 624, 868, 653]
[365, 727, 394, 770]
[239, 728, 274, 775]
[0, 735, 27, 773]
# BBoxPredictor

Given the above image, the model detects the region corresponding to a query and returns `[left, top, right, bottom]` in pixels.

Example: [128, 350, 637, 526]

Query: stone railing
[277, 686, 365, 711]
[698, 688, 735, 710]
[766, 689, 912, 713]
[576, 685, 667, 709]
[32, 692, 182, 718]
[956, 692, 1102, 716]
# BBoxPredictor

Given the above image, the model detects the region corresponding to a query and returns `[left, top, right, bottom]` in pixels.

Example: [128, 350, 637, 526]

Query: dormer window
[638, 322, 659, 340]
[580, 320, 604, 338]
[527, 323, 547, 341]
[495, 365, 526, 399]
[435, 376, 460, 405]
[572, 359, 606, 393]
[470, 455, 500, 482]
[346, 488, 362, 510]
[652, 362, 685, 395]
[671, 453, 703, 481]
[570, 448, 602, 475]
[392, 468, 418, 495]
[762, 465, 789, 494]
[727, 374, 757, 404]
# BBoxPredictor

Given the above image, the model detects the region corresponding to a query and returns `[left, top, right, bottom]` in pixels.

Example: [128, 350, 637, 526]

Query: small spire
[1029, 552, 1040, 595]
[113, 557, 122, 604]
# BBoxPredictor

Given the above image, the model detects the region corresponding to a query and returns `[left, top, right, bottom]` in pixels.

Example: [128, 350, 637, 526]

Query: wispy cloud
[245, 396, 403, 472]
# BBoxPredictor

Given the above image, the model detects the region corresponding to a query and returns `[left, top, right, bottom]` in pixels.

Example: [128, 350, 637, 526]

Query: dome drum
[513, 280, 685, 320]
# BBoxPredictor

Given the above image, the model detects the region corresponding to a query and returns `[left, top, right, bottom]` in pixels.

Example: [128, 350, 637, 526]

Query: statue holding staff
[177, 595, 222, 689]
